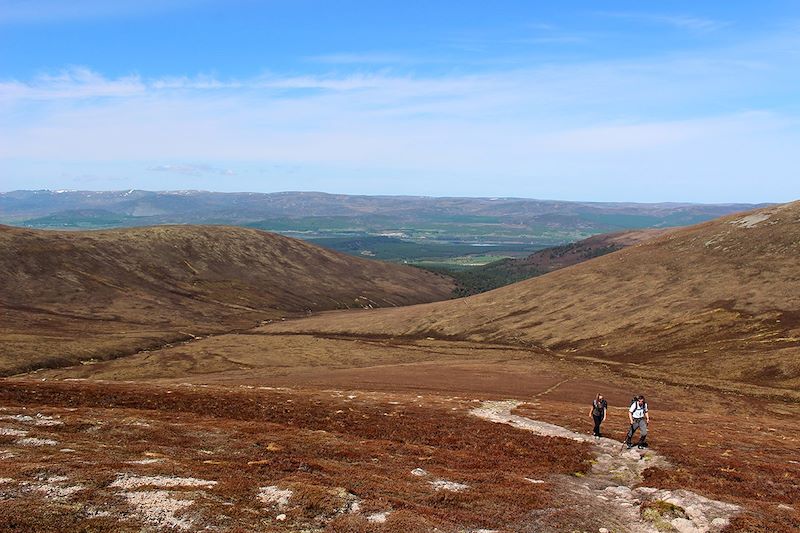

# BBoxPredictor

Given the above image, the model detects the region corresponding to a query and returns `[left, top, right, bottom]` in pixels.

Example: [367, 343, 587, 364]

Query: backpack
[630, 397, 647, 418]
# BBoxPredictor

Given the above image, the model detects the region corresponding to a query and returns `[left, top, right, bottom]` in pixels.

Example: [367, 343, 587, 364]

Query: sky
[1, 0, 799, 202]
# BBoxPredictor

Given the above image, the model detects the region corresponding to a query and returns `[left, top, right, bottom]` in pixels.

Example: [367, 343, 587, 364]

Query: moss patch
[641, 499, 687, 531]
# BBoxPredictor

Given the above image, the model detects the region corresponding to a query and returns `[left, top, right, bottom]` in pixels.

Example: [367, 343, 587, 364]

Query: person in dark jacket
[589, 393, 608, 438]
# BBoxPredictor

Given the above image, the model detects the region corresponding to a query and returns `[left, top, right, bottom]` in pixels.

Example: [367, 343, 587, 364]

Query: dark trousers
[592, 415, 603, 436]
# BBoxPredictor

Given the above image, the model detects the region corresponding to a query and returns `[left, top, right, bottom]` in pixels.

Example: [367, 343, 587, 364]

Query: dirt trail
[472, 400, 739, 533]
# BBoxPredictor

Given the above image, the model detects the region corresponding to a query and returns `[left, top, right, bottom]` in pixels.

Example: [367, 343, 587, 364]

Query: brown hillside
[520, 227, 671, 272]
[264, 202, 800, 391]
[0, 224, 454, 374]
[496, 227, 670, 275]
[447, 228, 670, 297]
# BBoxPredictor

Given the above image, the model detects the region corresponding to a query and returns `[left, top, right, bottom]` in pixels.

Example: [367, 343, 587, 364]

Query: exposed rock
[126, 458, 163, 465]
[472, 400, 740, 533]
[16, 437, 58, 446]
[111, 474, 217, 490]
[0, 414, 63, 426]
[120, 490, 194, 530]
[604, 485, 633, 499]
[671, 517, 699, 533]
[367, 511, 390, 523]
[429, 479, 469, 492]
[258, 486, 293, 509]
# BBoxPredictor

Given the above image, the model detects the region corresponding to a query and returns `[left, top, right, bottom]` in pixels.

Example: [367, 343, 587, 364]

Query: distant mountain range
[0, 190, 765, 245]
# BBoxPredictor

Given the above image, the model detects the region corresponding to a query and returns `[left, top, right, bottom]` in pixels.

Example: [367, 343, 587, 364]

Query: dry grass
[261, 202, 800, 392]
[4, 204, 800, 530]
[0, 224, 454, 375]
[31, 334, 570, 390]
[0, 380, 592, 532]
[505, 227, 669, 273]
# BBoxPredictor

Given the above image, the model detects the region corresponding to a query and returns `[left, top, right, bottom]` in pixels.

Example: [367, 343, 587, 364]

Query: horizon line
[0, 188, 777, 207]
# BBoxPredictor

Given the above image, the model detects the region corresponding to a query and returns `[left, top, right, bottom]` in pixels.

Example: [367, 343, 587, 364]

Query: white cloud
[147, 164, 235, 176]
[0, 67, 144, 103]
[306, 52, 420, 65]
[597, 12, 730, 33]
[1, 27, 799, 201]
[654, 15, 729, 33]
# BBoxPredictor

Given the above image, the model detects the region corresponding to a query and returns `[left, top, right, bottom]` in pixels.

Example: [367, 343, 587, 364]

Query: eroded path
[472, 400, 739, 533]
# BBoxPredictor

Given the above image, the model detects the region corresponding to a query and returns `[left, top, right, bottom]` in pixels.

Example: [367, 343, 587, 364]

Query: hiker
[625, 395, 650, 449]
[589, 393, 607, 438]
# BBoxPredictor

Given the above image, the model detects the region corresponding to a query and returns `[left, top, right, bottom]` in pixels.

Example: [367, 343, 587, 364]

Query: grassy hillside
[20, 206, 799, 531]
[0, 224, 454, 375]
[426, 228, 669, 296]
[263, 202, 800, 392]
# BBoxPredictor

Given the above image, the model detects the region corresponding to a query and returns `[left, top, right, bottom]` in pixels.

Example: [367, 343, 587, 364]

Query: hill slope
[442, 228, 669, 296]
[265, 202, 800, 391]
[503, 227, 671, 273]
[0, 225, 454, 374]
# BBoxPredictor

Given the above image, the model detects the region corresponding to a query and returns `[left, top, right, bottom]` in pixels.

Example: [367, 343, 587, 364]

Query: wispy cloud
[148, 164, 235, 176]
[522, 22, 590, 45]
[598, 12, 730, 33]
[1, 27, 799, 201]
[0, 68, 435, 101]
[656, 15, 729, 33]
[306, 52, 421, 65]
[520, 35, 587, 45]
[0, 67, 144, 102]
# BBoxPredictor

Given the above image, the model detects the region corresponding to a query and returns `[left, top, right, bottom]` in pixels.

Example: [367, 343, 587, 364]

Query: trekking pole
[620, 423, 633, 451]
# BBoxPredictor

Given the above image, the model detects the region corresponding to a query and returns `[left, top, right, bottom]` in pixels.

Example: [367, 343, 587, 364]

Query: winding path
[471, 400, 739, 533]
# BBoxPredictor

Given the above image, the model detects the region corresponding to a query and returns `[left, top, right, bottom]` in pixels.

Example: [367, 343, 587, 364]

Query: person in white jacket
[625, 395, 650, 449]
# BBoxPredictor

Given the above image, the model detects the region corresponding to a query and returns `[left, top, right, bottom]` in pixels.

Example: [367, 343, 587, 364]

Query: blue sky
[1, 0, 799, 202]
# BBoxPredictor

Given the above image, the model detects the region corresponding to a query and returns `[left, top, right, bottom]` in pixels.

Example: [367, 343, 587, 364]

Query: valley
[1, 202, 798, 531]
[0, 191, 762, 288]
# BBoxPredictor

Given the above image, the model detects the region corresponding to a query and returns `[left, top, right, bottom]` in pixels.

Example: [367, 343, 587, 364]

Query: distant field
[307, 236, 551, 295]
[251, 216, 589, 246]
[409, 255, 514, 269]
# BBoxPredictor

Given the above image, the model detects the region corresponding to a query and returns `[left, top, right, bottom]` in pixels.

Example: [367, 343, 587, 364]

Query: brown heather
[2, 202, 799, 531]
